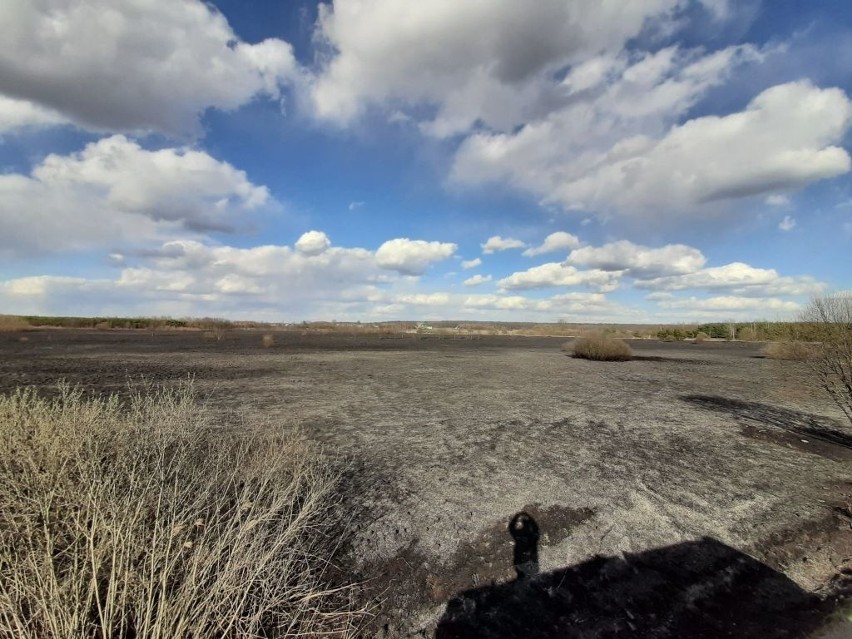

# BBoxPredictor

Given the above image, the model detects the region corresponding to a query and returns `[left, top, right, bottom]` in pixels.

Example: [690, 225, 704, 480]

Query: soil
[1, 329, 850, 637]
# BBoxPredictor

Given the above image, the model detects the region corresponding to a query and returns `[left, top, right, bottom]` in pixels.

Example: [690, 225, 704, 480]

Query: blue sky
[0, 0, 850, 323]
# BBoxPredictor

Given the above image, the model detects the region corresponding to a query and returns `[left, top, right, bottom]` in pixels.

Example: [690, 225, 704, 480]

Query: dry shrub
[0, 315, 29, 331]
[0, 383, 359, 638]
[568, 333, 632, 361]
[693, 332, 710, 343]
[762, 340, 815, 361]
[801, 293, 852, 425]
[202, 327, 226, 342]
[262, 333, 275, 348]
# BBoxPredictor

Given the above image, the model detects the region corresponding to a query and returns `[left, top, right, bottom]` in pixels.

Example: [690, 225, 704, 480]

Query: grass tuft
[0, 382, 359, 638]
[566, 333, 633, 361]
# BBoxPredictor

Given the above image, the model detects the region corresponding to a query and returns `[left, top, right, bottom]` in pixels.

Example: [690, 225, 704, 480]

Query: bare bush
[762, 340, 815, 361]
[567, 333, 632, 361]
[262, 333, 275, 348]
[0, 383, 359, 638]
[801, 293, 852, 425]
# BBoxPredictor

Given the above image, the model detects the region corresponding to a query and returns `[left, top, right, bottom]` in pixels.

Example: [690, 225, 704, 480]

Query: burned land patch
[1, 329, 850, 636]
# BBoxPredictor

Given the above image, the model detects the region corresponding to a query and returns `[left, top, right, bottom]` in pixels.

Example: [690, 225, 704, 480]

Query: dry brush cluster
[0, 383, 360, 639]
[801, 293, 852, 425]
[565, 333, 633, 362]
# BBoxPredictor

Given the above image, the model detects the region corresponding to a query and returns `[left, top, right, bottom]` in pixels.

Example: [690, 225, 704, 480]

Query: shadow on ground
[436, 513, 826, 639]
[683, 394, 852, 449]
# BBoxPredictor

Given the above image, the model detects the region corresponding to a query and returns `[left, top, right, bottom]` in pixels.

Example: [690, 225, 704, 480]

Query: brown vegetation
[762, 340, 815, 361]
[801, 293, 852, 425]
[567, 333, 632, 361]
[0, 383, 359, 638]
[0, 315, 29, 331]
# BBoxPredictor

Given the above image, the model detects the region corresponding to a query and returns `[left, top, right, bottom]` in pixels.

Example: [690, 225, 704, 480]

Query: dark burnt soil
[1, 329, 851, 637]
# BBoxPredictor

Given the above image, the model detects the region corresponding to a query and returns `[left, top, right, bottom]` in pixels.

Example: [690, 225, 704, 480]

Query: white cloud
[0, 238, 382, 318]
[461, 258, 482, 269]
[498, 263, 621, 292]
[375, 238, 457, 275]
[522, 231, 581, 256]
[310, 0, 680, 133]
[0, 95, 67, 133]
[778, 215, 796, 231]
[658, 295, 802, 312]
[481, 235, 526, 254]
[765, 194, 790, 206]
[636, 262, 825, 296]
[461, 290, 627, 320]
[0, 0, 300, 136]
[463, 274, 492, 287]
[295, 230, 332, 255]
[348, 201, 365, 210]
[0, 135, 270, 257]
[452, 68, 850, 221]
[394, 293, 452, 306]
[566, 240, 706, 277]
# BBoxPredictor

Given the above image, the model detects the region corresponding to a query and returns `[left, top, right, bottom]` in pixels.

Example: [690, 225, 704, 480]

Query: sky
[0, 0, 850, 324]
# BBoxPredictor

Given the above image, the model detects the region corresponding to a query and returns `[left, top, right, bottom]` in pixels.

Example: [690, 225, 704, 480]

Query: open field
[1, 329, 850, 637]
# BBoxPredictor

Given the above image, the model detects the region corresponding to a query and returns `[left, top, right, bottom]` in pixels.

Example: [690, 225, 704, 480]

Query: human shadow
[683, 394, 852, 449]
[436, 513, 826, 638]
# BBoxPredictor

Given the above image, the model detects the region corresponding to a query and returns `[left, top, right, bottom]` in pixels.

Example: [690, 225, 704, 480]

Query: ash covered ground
[1, 329, 850, 637]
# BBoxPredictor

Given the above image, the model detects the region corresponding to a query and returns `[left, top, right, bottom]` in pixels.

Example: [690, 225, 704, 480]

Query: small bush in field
[693, 332, 710, 343]
[762, 340, 815, 361]
[801, 293, 852, 425]
[262, 333, 275, 347]
[566, 334, 632, 361]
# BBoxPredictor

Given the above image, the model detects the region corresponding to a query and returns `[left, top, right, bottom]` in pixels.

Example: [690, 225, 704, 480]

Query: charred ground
[1, 329, 850, 636]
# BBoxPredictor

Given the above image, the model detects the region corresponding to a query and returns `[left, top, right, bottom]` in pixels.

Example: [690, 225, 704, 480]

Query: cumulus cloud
[453, 80, 850, 220]
[375, 238, 457, 275]
[481, 236, 526, 254]
[658, 295, 802, 312]
[461, 291, 626, 320]
[0, 135, 270, 257]
[310, 0, 680, 134]
[463, 274, 492, 287]
[778, 215, 796, 231]
[0, 234, 630, 322]
[461, 258, 482, 269]
[0, 0, 300, 136]
[766, 194, 790, 206]
[295, 230, 332, 255]
[498, 263, 621, 292]
[566, 240, 706, 277]
[522, 231, 580, 256]
[0, 238, 380, 318]
[636, 262, 825, 296]
[0, 95, 66, 133]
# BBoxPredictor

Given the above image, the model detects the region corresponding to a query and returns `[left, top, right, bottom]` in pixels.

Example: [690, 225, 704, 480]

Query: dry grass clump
[566, 333, 632, 361]
[202, 327, 226, 342]
[693, 332, 710, 343]
[262, 333, 275, 348]
[0, 315, 29, 331]
[762, 340, 815, 361]
[0, 383, 358, 639]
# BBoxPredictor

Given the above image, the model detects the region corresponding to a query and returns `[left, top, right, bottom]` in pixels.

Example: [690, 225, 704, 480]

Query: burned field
[1, 329, 850, 637]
